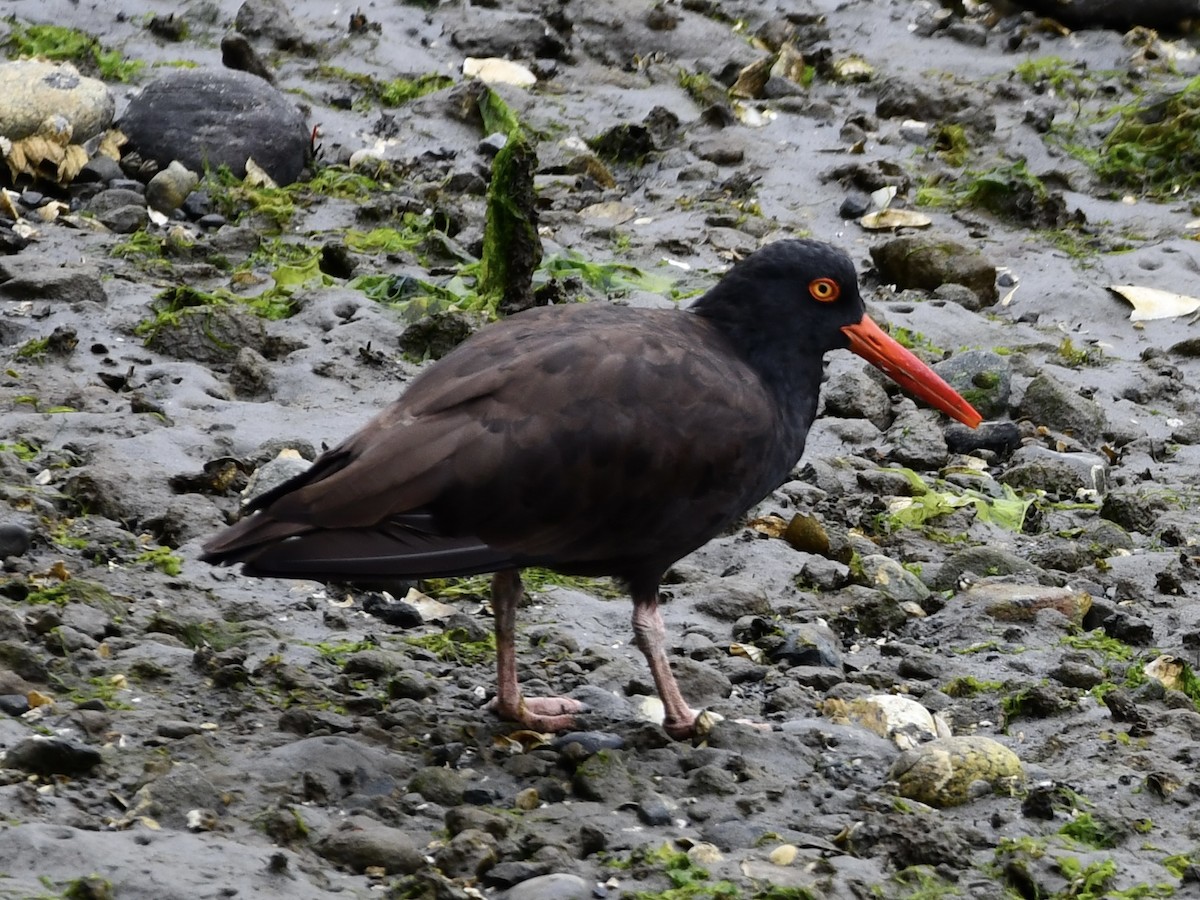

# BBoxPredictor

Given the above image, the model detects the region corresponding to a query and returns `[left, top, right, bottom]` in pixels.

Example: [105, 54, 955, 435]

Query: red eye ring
[809, 277, 840, 303]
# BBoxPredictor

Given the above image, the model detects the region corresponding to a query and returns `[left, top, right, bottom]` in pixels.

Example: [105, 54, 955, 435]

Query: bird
[202, 239, 982, 739]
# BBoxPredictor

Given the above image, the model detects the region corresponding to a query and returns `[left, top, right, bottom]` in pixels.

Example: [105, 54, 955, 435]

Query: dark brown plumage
[203, 239, 981, 738]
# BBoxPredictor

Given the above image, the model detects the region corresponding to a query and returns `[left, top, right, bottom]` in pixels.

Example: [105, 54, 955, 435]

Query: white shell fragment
[859, 208, 932, 230]
[1109, 284, 1200, 322]
[462, 57, 537, 87]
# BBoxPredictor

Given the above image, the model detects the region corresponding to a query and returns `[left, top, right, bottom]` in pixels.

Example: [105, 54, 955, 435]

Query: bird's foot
[663, 708, 772, 741]
[488, 695, 586, 733]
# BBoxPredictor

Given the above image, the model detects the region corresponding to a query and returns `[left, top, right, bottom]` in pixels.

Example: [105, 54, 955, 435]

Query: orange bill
[842, 314, 983, 428]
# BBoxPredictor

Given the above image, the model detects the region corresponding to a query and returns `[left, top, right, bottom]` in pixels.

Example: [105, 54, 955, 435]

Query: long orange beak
[842, 315, 983, 428]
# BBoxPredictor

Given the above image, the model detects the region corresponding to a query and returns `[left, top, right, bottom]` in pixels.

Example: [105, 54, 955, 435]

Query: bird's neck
[689, 299, 828, 450]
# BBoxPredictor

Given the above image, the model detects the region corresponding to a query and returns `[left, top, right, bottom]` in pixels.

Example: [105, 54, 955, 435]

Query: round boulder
[119, 68, 309, 184]
[0, 60, 114, 143]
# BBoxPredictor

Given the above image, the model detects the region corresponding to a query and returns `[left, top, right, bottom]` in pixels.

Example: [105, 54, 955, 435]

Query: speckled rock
[0, 60, 114, 142]
[890, 735, 1024, 807]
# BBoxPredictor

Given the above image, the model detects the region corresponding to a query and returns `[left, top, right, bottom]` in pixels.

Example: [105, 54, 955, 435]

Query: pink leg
[487, 569, 584, 731]
[631, 585, 699, 739]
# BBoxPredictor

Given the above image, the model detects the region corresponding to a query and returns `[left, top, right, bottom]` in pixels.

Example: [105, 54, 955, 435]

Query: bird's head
[692, 239, 983, 428]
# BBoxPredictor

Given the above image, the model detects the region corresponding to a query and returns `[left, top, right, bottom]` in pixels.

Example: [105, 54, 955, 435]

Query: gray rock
[857, 554, 932, 603]
[409, 766, 467, 806]
[874, 76, 995, 133]
[502, 873, 591, 900]
[929, 546, 1045, 591]
[692, 577, 772, 620]
[999, 446, 1109, 497]
[0, 260, 106, 304]
[450, 10, 568, 59]
[1018, 372, 1107, 446]
[85, 187, 145, 215]
[135, 763, 224, 829]
[144, 304, 269, 365]
[637, 793, 676, 825]
[822, 368, 892, 429]
[234, 0, 306, 50]
[1100, 486, 1172, 534]
[771, 622, 843, 668]
[315, 821, 424, 874]
[96, 203, 149, 233]
[119, 68, 309, 185]
[669, 657, 732, 707]
[573, 749, 638, 802]
[934, 350, 1011, 420]
[434, 828, 499, 878]
[886, 406, 950, 469]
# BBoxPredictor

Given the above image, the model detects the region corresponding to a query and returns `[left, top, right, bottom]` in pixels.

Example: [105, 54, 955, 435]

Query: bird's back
[203, 302, 800, 584]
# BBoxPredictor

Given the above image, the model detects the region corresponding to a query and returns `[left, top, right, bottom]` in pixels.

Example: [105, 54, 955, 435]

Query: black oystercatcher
[203, 239, 981, 738]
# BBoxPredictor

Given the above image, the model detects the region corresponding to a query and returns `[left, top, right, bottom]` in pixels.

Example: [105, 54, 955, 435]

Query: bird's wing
[203, 305, 781, 579]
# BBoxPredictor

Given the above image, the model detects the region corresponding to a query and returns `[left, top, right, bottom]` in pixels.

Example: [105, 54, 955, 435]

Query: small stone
[856, 554, 931, 604]
[434, 828, 499, 879]
[146, 160, 200, 214]
[769, 843, 799, 865]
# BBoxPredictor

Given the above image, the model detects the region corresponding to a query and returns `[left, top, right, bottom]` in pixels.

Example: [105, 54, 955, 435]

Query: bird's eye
[808, 277, 840, 303]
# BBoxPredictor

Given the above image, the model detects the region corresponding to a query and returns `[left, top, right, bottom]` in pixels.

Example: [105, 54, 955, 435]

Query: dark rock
[945, 420, 1021, 456]
[482, 860, 551, 889]
[870, 236, 998, 306]
[1100, 486, 1171, 534]
[875, 76, 995, 133]
[692, 578, 771, 620]
[144, 304, 269, 365]
[97, 204, 149, 234]
[0, 260, 106, 304]
[1011, 0, 1196, 30]
[221, 33, 276, 83]
[119, 68, 309, 185]
[0, 523, 32, 559]
[229, 346, 273, 398]
[398, 311, 476, 362]
[590, 123, 657, 162]
[771, 623, 843, 669]
[5, 736, 102, 776]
